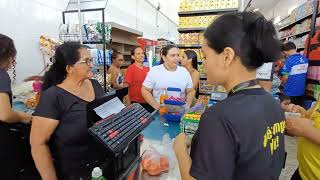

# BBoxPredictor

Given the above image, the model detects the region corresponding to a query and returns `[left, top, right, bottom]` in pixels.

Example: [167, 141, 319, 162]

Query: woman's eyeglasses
[75, 58, 93, 65]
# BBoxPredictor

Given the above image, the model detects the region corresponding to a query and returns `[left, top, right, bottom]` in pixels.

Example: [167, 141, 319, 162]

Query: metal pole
[306, 0, 319, 58]
[102, 10, 107, 92]
[62, 12, 66, 24]
[77, 0, 83, 44]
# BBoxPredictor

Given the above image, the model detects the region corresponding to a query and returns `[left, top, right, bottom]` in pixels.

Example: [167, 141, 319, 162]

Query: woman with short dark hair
[173, 12, 286, 180]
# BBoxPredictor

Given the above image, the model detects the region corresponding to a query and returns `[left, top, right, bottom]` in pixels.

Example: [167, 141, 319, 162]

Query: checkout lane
[13, 101, 182, 180]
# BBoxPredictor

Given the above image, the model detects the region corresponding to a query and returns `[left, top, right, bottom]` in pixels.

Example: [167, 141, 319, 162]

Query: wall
[0, 0, 66, 83]
[261, 0, 307, 21]
[0, 0, 179, 83]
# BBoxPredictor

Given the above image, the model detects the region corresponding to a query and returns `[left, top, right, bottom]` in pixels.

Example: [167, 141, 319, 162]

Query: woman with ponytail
[173, 12, 286, 180]
[30, 42, 105, 180]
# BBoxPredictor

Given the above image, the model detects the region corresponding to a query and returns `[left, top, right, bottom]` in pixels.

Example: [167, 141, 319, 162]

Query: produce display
[179, 0, 238, 11]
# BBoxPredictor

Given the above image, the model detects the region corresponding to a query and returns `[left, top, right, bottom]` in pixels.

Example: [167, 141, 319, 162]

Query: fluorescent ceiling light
[253, 8, 259, 12]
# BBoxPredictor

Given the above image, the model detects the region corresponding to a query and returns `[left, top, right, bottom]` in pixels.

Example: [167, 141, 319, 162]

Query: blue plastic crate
[163, 113, 182, 122]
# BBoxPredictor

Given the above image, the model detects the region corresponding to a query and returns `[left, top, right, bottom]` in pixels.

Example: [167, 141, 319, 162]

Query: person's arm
[186, 88, 196, 108]
[0, 93, 32, 123]
[185, 72, 195, 107]
[174, 111, 236, 180]
[110, 68, 123, 89]
[286, 117, 320, 145]
[191, 71, 200, 92]
[30, 116, 59, 180]
[174, 134, 196, 180]
[141, 70, 159, 109]
[141, 86, 160, 110]
[124, 66, 132, 88]
[281, 75, 289, 85]
[281, 60, 291, 85]
[304, 126, 320, 145]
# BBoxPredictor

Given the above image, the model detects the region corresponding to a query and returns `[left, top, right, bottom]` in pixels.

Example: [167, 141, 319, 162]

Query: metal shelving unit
[178, 8, 238, 16]
[279, 13, 313, 31]
[61, 0, 109, 91]
[280, 29, 311, 40]
[177, 44, 202, 48]
[178, 3, 238, 95]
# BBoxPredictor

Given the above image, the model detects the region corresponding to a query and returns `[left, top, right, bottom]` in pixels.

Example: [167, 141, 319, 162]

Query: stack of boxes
[179, 0, 238, 11]
[179, 15, 217, 28]
[179, 33, 204, 45]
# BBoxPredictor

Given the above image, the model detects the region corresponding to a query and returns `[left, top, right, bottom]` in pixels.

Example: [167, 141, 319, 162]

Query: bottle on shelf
[91, 167, 107, 180]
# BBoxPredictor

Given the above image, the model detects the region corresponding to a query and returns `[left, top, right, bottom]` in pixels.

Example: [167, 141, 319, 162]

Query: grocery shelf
[280, 29, 310, 40]
[112, 38, 140, 46]
[178, 8, 238, 16]
[279, 13, 313, 31]
[199, 91, 212, 95]
[177, 44, 202, 48]
[307, 79, 320, 84]
[309, 60, 320, 66]
[83, 41, 105, 44]
[200, 76, 207, 79]
[296, 45, 305, 49]
[305, 94, 317, 100]
[109, 22, 143, 36]
[178, 27, 206, 33]
[121, 62, 131, 67]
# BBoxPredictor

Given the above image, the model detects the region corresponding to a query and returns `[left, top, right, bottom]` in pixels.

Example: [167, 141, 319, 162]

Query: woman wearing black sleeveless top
[0, 34, 33, 178]
[173, 12, 286, 180]
[31, 43, 105, 180]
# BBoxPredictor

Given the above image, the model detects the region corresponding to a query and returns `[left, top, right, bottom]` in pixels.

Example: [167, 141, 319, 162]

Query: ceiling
[246, 0, 280, 15]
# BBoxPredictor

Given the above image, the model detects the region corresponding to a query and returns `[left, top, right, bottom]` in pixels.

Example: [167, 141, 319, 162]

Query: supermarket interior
[1, 0, 320, 180]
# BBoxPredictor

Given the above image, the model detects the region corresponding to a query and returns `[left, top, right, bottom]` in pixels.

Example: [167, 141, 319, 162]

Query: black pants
[131, 102, 155, 113]
[290, 96, 304, 106]
[291, 168, 302, 180]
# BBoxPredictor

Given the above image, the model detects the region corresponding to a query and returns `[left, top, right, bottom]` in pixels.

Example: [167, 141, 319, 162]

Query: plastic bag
[141, 147, 170, 176]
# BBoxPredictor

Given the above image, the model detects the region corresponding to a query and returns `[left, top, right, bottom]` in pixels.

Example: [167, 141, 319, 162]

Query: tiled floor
[279, 136, 298, 180]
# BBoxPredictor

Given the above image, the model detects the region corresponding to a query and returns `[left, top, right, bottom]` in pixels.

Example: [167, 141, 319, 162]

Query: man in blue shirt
[281, 42, 308, 106]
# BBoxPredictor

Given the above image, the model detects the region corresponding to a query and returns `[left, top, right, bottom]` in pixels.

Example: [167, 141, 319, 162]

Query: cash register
[87, 87, 157, 180]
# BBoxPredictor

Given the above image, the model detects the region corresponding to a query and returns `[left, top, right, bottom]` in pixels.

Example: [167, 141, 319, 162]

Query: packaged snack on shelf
[180, 101, 206, 138]
[199, 80, 214, 94]
[197, 64, 205, 77]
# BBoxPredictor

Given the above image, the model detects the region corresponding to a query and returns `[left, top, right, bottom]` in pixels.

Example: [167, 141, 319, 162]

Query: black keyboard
[89, 103, 154, 154]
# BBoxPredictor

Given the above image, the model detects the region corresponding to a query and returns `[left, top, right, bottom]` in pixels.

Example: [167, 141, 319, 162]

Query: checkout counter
[13, 101, 182, 180]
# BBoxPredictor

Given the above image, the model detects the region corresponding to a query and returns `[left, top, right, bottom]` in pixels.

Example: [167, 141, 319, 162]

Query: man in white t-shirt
[141, 45, 195, 110]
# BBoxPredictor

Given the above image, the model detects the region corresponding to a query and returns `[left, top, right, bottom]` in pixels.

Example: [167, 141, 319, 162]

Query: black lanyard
[228, 79, 259, 96]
